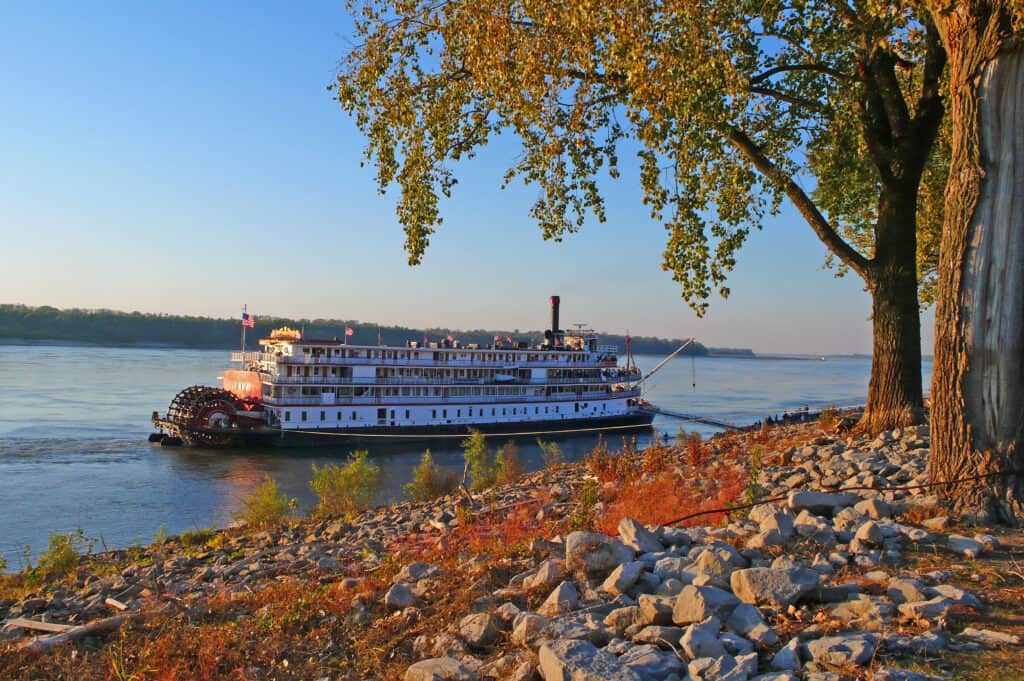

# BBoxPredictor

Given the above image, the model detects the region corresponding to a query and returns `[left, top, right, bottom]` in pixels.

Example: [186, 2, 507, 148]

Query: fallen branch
[17, 608, 162, 655]
[2, 617, 76, 634]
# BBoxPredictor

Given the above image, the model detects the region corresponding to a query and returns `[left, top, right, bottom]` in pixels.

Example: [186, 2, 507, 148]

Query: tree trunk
[861, 190, 926, 433]
[929, 1, 1024, 523]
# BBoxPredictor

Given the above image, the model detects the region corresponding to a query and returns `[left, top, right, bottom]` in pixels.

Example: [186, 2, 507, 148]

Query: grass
[180, 527, 217, 548]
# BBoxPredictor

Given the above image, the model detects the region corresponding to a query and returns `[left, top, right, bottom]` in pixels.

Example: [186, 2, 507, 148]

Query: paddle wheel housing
[160, 385, 266, 447]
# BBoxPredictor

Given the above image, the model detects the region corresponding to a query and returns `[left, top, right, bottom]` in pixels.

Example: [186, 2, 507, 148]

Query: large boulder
[459, 612, 499, 648]
[787, 491, 861, 515]
[637, 594, 675, 626]
[538, 581, 579, 617]
[601, 561, 646, 595]
[538, 639, 643, 681]
[405, 657, 476, 681]
[673, 584, 741, 625]
[680, 616, 726, 659]
[565, 531, 635, 575]
[526, 559, 568, 591]
[730, 567, 820, 608]
[619, 517, 665, 553]
[804, 632, 879, 666]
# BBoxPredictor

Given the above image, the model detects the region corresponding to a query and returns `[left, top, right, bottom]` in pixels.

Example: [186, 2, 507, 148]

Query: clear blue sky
[0, 1, 934, 355]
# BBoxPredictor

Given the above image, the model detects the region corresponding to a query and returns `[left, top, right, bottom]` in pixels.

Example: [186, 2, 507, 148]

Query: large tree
[335, 0, 947, 431]
[927, 0, 1023, 522]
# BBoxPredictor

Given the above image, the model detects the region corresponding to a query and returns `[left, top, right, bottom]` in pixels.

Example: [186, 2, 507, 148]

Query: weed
[641, 442, 672, 475]
[404, 450, 459, 502]
[684, 431, 706, 467]
[743, 445, 767, 505]
[495, 441, 522, 486]
[536, 438, 562, 468]
[0, 555, 6, 573]
[310, 451, 381, 518]
[153, 526, 169, 546]
[818, 406, 839, 429]
[236, 474, 294, 529]
[181, 527, 217, 548]
[37, 528, 93, 577]
[568, 478, 601, 531]
[461, 430, 503, 490]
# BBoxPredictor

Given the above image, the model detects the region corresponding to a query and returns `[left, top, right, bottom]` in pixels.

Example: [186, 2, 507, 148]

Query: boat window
[442, 409, 447, 418]
[491, 408, 495, 416]
[351, 411, 357, 420]
[337, 411, 342, 420]
[432, 410, 437, 418]
[456, 409, 461, 417]
[405, 410, 410, 419]
[285, 411, 291, 422]
[301, 411, 307, 421]
[320, 411, 325, 421]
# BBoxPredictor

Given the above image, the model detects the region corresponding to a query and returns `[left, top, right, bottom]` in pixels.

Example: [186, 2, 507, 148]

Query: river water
[0, 344, 932, 569]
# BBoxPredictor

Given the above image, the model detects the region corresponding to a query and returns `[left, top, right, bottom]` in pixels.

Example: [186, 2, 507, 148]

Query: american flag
[494, 335, 501, 342]
[241, 312, 254, 328]
[506, 336, 512, 343]
[446, 335, 454, 342]
[345, 327, 354, 336]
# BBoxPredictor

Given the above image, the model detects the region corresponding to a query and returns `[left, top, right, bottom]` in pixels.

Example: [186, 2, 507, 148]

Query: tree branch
[726, 125, 872, 280]
[749, 86, 833, 115]
[750, 63, 852, 84]
[910, 17, 947, 155]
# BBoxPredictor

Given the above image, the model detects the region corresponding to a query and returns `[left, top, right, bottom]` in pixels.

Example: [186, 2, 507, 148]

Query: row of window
[281, 402, 606, 422]
[291, 346, 595, 363]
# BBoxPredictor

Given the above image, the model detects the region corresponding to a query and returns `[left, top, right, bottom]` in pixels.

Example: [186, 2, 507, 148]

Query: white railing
[263, 388, 639, 407]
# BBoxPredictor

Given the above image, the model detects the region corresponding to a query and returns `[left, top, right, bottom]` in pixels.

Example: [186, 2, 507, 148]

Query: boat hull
[156, 411, 655, 449]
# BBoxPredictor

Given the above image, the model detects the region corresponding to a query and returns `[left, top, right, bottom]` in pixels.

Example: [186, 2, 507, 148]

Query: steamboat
[152, 297, 655, 448]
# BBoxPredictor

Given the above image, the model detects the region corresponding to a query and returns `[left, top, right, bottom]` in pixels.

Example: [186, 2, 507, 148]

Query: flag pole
[241, 304, 247, 354]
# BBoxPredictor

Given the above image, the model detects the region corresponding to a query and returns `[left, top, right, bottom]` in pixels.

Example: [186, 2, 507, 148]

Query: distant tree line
[0, 304, 754, 357]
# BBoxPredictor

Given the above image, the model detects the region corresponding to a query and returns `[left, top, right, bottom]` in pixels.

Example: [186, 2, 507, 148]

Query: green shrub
[37, 529, 92, 576]
[310, 451, 381, 518]
[462, 430, 498, 490]
[404, 450, 460, 502]
[180, 527, 217, 547]
[0, 554, 7, 573]
[237, 474, 294, 529]
[495, 441, 522, 485]
[537, 439, 562, 468]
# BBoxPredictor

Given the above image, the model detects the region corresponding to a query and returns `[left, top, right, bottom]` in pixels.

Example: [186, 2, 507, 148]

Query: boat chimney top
[550, 295, 560, 335]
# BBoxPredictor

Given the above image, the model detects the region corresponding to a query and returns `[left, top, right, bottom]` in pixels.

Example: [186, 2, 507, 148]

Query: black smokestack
[550, 295, 560, 335]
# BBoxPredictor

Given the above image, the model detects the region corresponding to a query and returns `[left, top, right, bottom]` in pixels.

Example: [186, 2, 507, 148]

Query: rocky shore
[2, 418, 1023, 680]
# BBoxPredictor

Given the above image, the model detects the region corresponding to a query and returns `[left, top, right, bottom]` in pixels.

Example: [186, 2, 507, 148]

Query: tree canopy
[335, 0, 948, 314]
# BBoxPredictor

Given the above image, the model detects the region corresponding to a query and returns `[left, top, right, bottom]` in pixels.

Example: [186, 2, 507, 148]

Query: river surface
[0, 344, 932, 569]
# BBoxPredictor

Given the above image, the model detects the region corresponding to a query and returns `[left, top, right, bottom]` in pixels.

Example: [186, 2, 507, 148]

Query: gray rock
[512, 613, 551, 649]
[539, 581, 579, 617]
[771, 638, 801, 671]
[566, 531, 635, 575]
[604, 606, 641, 635]
[854, 520, 885, 544]
[619, 517, 665, 554]
[872, 667, 945, 681]
[538, 639, 643, 681]
[886, 578, 929, 604]
[396, 562, 442, 583]
[730, 567, 819, 608]
[751, 674, 798, 681]
[960, 627, 1021, 646]
[618, 644, 686, 679]
[947, 534, 984, 558]
[602, 561, 646, 595]
[673, 584, 741, 625]
[385, 583, 418, 610]
[527, 559, 568, 591]
[689, 549, 735, 588]
[829, 596, 893, 631]
[680, 616, 726, 659]
[404, 656, 476, 681]
[898, 596, 954, 621]
[726, 603, 778, 646]
[930, 584, 982, 609]
[759, 512, 796, 540]
[803, 632, 878, 665]
[720, 631, 755, 656]
[632, 625, 685, 649]
[687, 654, 745, 681]
[459, 612, 499, 648]
[637, 594, 675, 626]
[854, 498, 891, 519]
[788, 491, 861, 515]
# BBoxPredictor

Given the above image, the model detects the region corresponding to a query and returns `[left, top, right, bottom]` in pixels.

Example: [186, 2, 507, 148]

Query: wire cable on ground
[662, 470, 1015, 527]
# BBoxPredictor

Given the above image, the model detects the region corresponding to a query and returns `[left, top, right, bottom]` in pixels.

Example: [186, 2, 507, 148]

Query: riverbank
[2, 416, 1021, 680]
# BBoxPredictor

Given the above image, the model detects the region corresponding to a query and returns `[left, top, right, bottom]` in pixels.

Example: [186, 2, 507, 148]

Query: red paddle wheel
[164, 385, 265, 447]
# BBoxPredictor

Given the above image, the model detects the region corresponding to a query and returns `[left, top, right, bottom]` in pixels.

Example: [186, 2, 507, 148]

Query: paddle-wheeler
[152, 297, 653, 448]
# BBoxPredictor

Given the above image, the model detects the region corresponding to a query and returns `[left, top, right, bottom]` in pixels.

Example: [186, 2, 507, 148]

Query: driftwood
[17, 610, 154, 655]
[2, 617, 75, 633]
[104, 597, 128, 611]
